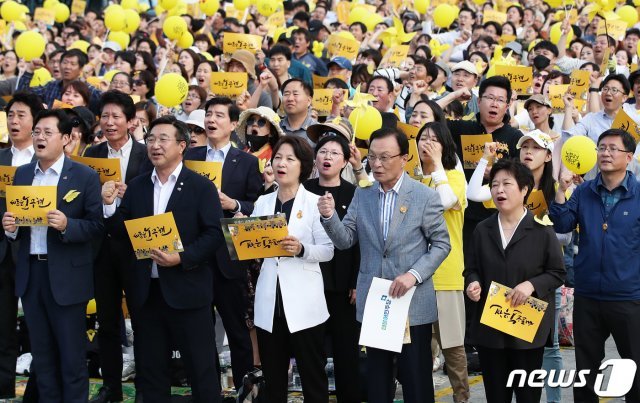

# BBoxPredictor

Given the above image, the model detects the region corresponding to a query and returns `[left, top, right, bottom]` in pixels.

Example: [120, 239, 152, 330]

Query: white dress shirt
[107, 136, 133, 182]
[149, 163, 182, 277]
[205, 142, 231, 163]
[11, 145, 35, 167]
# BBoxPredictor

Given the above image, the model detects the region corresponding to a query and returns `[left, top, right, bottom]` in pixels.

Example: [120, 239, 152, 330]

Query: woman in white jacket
[251, 136, 334, 403]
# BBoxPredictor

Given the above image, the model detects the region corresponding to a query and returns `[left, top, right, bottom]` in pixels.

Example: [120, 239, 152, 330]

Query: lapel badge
[400, 206, 408, 214]
[297, 210, 303, 219]
[63, 176, 68, 180]
[177, 188, 182, 191]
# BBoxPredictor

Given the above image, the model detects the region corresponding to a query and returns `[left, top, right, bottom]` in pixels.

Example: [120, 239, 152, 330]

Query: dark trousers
[93, 241, 129, 400]
[133, 280, 221, 403]
[22, 257, 88, 403]
[256, 315, 327, 403]
[573, 295, 640, 403]
[477, 346, 544, 403]
[212, 268, 253, 390]
[325, 290, 360, 403]
[367, 323, 434, 403]
[0, 253, 18, 398]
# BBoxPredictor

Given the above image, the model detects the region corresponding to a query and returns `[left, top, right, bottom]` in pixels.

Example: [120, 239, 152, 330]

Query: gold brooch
[297, 210, 303, 219]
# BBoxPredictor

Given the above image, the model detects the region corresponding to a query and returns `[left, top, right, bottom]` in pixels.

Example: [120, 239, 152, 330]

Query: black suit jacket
[184, 145, 262, 279]
[83, 139, 153, 184]
[463, 211, 566, 349]
[106, 166, 225, 310]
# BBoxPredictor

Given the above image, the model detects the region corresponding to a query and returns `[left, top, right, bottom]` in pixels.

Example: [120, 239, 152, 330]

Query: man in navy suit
[2, 109, 104, 402]
[0, 92, 43, 400]
[103, 116, 224, 403]
[184, 97, 262, 389]
[84, 90, 152, 403]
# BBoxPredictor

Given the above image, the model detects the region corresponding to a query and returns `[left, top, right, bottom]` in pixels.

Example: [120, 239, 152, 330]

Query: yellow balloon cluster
[561, 136, 597, 175]
[0, 1, 25, 22]
[15, 31, 46, 62]
[156, 73, 190, 107]
[348, 5, 384, 32]
[105, 5, 126, 31]
[616, 5, 638, 27]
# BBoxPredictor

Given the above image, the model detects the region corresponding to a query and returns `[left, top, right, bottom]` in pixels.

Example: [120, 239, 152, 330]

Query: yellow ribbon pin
[534, 214, 554, 226]
[63, 190, 81, 202]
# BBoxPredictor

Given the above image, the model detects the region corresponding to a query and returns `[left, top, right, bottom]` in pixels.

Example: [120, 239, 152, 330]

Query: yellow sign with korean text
[612, 109, 640, 143]
[124, 212, 184, 260]
[0, 166, 17, 197]
[498, 34, 517, 46]
[480, 281, 548, 343]
[549, 84, 586, 113]
[70, 155, 122, 184]
[326, 34, 360, 61]
[34, 8, 55, 25]
[397, 121, 420, 140]
[569, 70, 590, 100]
[336, 1, 351, 24]
[526, 189, 548, 217]
[495, 65, 532, 96]
[71, 0, 86, 14]
[382, 45, 410, 68]
[483, 10, 507, 24]
[461, 134, 493, 169]
[404, 138, 422, 178]
[312, 89, 347, 116]
[223, 33, 263, 58]
[597, 19, 628, 41]
[210, 72, 248, 97]
[0, 112, 8, 143]
[184, 160, 222, 189]
[312, 74, 347, 88]
[5, 186, 57, 226]
[221, 214, 293, 260]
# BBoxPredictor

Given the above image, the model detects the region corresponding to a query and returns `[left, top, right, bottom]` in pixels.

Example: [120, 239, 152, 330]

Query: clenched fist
[317, 191, 335, 219]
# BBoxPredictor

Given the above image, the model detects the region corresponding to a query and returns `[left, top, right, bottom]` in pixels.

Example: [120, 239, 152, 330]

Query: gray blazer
[322, 173, 451, 326]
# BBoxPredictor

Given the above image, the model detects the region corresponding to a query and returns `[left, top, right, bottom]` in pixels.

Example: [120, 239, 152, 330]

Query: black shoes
[89, 386, 123, 403]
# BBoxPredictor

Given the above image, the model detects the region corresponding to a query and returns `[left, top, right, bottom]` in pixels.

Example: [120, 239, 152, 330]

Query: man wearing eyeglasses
[562, 74, 632, 180]
[85, 91, 152, 403]
[2, 109, 104, 403]
[102, 116, 224, 402]
[550, 128, 640, 403]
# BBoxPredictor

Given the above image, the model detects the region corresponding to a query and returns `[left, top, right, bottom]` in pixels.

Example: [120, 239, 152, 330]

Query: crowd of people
[0, 0, 640, 402]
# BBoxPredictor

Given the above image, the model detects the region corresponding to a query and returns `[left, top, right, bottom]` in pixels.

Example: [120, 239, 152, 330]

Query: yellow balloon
[139, 2, 150, 12]
[156, 73, 189, 107]
[1, 1, 22, 22]
[233, 0, 250, 10]
[167, 1, 187, 16]
[30, 68, 52, 87]
[349, 106, 382, 141]
[561, 136, 597, 175]
[104, 69, 121, 83]
[123, 9, 141, 33]
[15, 31, 46, 62]
[549, 22, 573, 46]
[364, 13, 384, 32]
[121, 0, 139, 10]
[54, 3, 70, 23]
[13, 21, 26, 31]
[415, 0, 430, 14]
[43, 0, 59, 9]
[616, 5, 638, 27]
[108, 31, 131, 50]
[199, 0, 220, 16]
[178, 31, 193, 48]
[69, 40, 91, 53]
[163, 15, 188, 40]
[257, 0, 277, 16]
[433, 4, 456, 28]
[105, 5, 126, 31]
[160, 0, 178, 10]
[347, 6, 369, 25]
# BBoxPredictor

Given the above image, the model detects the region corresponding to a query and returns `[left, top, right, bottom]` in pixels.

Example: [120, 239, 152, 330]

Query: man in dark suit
[0, 92, 43, 400]
[184, 97, 262, 389]
[2, 109, 104, 402]
[85, 90, 152, 403]
[103, 116, 224, 403]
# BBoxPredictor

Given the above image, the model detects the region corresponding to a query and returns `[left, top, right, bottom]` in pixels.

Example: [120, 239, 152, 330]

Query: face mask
[246, 134, 269, 152]
[532, 55, 551, 71]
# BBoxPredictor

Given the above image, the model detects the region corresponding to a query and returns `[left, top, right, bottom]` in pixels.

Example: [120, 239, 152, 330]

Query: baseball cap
[309, 20, 331, 35]
[523, 94, 552, 109]
[435, 61, 451, 77]
[184, 110, 205, 131]
[102, 41, 122, 52]
[451, 60, 478, 76]
[503, 41, 523, 56]
[516, 129, 554, 152]
[327, 56, 353, 71]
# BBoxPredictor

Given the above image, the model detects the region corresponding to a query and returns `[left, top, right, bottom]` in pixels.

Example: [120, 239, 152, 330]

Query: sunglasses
[190, 126, 205, 134]
[133, 79, 145, 86]
[246, 117, 268, 127]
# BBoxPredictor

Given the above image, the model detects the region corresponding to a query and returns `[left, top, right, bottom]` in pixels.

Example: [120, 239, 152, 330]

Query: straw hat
[236, 107, 286, 144]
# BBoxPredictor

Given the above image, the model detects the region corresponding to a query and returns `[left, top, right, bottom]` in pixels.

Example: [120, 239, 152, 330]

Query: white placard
[359, 277, 416, 353]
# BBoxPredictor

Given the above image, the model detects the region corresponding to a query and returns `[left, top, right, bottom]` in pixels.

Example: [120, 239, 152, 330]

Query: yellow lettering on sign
[223, 32, 263, 58]
[326, 34, 360, 60]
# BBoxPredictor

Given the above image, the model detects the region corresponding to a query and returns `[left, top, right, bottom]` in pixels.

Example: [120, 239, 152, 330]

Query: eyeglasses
[31, 130, 61, 138]
[481, 95, 508, 105]
[246, 117, 268, 127]
[185, 93, 201, 100]
[317, 149, 343, 159]
[601, 87, 623, 95]
[597, 145, 632, 154]
[111, 80, 130, 88]
[145, 136, 181, 146]
[368, 153, 402, 164]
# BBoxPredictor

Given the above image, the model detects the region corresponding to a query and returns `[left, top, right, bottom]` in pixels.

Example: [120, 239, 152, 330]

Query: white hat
[451, 60, 479, 76]
[517, 129, 554, 152]
[184, 110, 205, 130]
[102, 41, 122, 52]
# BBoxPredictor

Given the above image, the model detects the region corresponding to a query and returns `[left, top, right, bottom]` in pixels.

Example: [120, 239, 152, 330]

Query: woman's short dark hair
[33, 109, 73, 135]
[100, 90, 136, 121]
[489, 159, 534, 203]
[597, 128, 636, 153]
[133, 70, 155, 97]
[135, 51, 157, 76]
[188, 85, 207, 108]
[415, 97, 447, 123]
[197, 60, 219, 73]
[1, 50, 18, 75]
[113, 72, 133, 88]
[115, 51, 136, 70]
[417, 122, 457, 170]
[314, 134, 351, 161]
[369, 127, 409, 156]
[179, 49, 202, 71]
[271, 136, 314, 182]
[62, 80, 91, 106]
[147, 115, 190, 154]
[136, 38, 157, 55]
[351, 63, 373, 88]
[135, 101, 157, 123]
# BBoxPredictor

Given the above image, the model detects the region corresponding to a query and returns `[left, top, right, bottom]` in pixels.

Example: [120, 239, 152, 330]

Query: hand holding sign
[47, 210, 67, 232]
[2, 212, 16, 234]
[317, 191, 335, 218]
[280, 235, 302, 256]
[505, 280, 535, 307]
[150, 248, 181, 267]
[389, 272, 417, 298]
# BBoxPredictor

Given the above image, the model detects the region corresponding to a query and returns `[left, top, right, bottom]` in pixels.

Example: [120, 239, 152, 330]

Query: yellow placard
[52, 100, 74, 110]
[266, 11, 285, 31]
[210, 72, 248, 97]
[221, 214, 293, 260]
[569, 70, 590, 100]
[498, 34, 517, 46]
[483, 10, 507, 24]
[526, 189, 548, 217]
[381, 45, 410, 68]
[0, 112, 8, 144]
[495, 65, 533, 96]
[34, 8, 55, 25]
[549, 84, 586, 113]
[124, 212, 184, 260]
[223, 32, 263, 58]
[184, 160, 222, 189]
[461, 134, 493, 169]
[405, 138, 422, 178]
[0, 166, 17, 197]
[397, 121, 420, 140]
[71, 0, 86, 14]
[480, 281, 548, 343]
[326, 34, 360, 61]
[612, 109, 640, 143]
[5, 185, 57, 226]
[312, 74, 347, 88]
[336, 1, 350, 24]
[70, 155, 122, 184]
[597, 19, 628, 41]
[312, 89, 347, 116]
